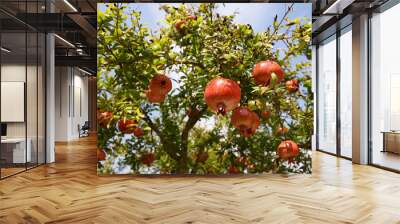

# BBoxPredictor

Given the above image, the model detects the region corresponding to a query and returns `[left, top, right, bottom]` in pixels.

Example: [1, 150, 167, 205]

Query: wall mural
[97, 3, 313, 175]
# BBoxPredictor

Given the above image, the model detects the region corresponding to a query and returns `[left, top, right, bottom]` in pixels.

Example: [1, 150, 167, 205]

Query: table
[1, 138, 32, 163]
[381, 131, 400, 154]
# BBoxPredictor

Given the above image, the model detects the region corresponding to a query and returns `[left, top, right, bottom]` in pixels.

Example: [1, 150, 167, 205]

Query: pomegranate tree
[97, 3, 312, 174]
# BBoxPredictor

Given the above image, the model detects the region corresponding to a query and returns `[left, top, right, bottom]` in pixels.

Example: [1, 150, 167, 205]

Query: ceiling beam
[67, 13, 96, 46]
[55, 55, 96, 69]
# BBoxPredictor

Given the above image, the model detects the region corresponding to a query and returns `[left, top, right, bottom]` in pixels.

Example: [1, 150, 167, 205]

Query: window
[339, 26, 352, 158]
[370, 3, 400, 171]
[317, 35, 337, 154]
[0, 0, 47, 179]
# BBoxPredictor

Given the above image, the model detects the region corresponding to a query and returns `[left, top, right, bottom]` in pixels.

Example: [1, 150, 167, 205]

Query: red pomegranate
[261, 111, 270, 119]
[141, 153, 156, 166]
[249, 112, 260, 135]
[231, 107, 253, 128]
[175, 15, 197, 32]
[252, 60, 284, 86]
[118, 119, 137, 134]
[149, 74, 172, 95]
[286, 79, 299, 92]
[204, 77, 241, 115]
[247, 163, 256, 169]
[133, 127, 144, 137]
[277, 127, 289, 135]
[277, 140, 299, 160]
[97, 111, 113, 128]
[146, 90, 166, 103]
[231, 107, 260, 137]
[97, 149, 106, 161]
[187, 15, 197, 20]
[228, 165, 241, 174]
[234, 156, 247, 165]
[196, 152, 209, 163]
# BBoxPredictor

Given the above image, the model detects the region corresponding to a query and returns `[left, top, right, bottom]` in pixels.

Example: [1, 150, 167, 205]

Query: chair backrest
[82, 121, 90, 129]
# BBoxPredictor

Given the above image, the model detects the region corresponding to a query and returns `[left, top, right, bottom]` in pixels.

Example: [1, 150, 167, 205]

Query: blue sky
[99, 3, 311, 34]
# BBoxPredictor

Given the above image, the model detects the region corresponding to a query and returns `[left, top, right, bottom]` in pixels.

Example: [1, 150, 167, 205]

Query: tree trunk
[176, 154, 189, 174]
[176, 107, 207, 174]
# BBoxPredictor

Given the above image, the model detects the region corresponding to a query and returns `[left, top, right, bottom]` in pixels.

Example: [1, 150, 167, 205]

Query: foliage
[97, 3, 313, 174]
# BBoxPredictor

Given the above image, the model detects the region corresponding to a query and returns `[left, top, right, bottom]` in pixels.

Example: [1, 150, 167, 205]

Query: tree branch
[141, 108, 180, 161]
[180, 106, 207, 151]
[271, 3, 294, 37]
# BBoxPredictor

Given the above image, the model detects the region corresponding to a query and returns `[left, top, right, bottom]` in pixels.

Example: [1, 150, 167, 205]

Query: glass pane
[38, 32, 45, 165]
[371, 4, 400, 171]
[339, 27, 352, 158]
[317, 35, 337, 154]
[27, 31, 38, 169]
[1, 30, 27, 177]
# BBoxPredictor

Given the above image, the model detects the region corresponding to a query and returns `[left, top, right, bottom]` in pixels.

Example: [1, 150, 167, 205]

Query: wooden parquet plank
[0, 135, 399, 223]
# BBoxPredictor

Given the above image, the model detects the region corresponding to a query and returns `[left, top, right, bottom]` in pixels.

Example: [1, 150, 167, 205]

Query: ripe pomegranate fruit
[234, 156, 247, 165]
[149, 74, 172, 95]
[231, 107, 260, 137]
[231, 107, 253, 128]
[204, 77, 241, 115]
[175, 15, 197, 32]
[196, 152, 209, 163]
[133, 127, 144, 137]
[228, 165, 241, 174]
[97, 111, 113, 128]
[261, 111, 270, 119]
[277, 140, 299, 160]
[286, 79, 299, 92]
[141, 153, 156, 166]
[146, 90, 166, 103]
[97, 149, 106, 161]
[187, 15, 197, 20]
[118, 119, 137, 134]
[247, 163, 256, 169]
[252, 60, 284, 86]
[277, 127, 289, 135]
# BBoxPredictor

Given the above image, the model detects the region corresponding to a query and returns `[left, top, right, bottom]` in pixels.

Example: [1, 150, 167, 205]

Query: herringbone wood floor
[1, 136, 399, 224]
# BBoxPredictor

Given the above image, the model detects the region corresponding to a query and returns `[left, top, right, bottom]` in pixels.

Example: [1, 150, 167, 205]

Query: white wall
[55, 66, 89, 141]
